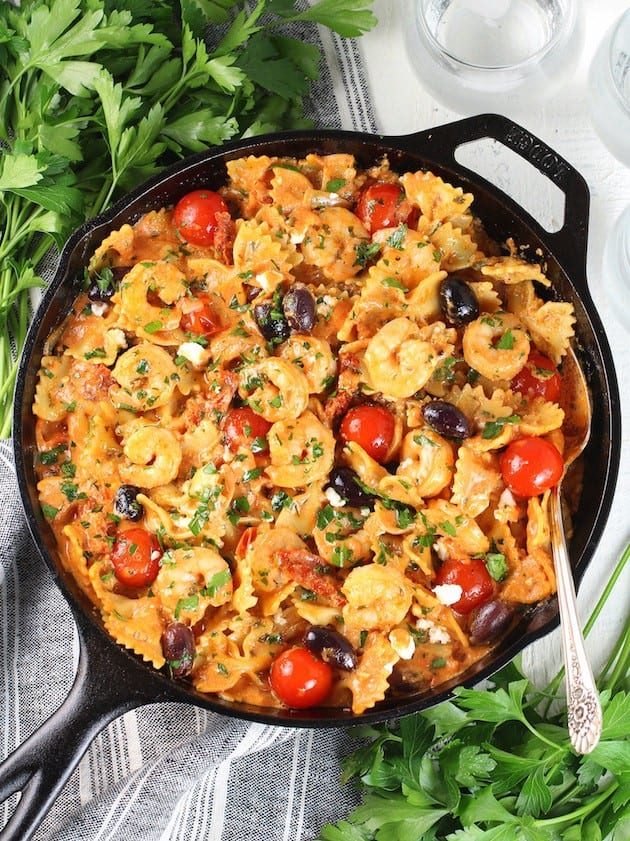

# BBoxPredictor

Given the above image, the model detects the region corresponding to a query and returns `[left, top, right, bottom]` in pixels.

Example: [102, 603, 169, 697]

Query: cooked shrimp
[119, 425, 182, 488]
[266, 410, 335, 487]
[301, 207, 370, 282]
[462, 311, 530, 381]
[341, 562, 413, 631]
[379, 427, 454, 504]
[364, 317, 455, 399]
[110, 343, 177, 411]
[154, 547, 233, 624]
[246, 527, 307, 593]
[117, 260, 188, 343]
[277, 335, 336, 394]
[238, 357, 310, 422]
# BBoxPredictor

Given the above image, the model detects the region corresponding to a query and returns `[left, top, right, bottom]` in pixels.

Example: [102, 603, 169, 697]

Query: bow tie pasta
[33, 151, 581, 715]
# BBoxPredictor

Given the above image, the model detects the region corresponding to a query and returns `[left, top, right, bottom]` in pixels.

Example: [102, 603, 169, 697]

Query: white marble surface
[355, 0, 630, 683]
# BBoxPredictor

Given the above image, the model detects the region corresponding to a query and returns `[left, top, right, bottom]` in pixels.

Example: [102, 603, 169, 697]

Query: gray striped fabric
[0, 29, 376, 841]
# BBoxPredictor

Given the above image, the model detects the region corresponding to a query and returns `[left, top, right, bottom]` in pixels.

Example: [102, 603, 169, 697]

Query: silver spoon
[549, 344, 602, 754]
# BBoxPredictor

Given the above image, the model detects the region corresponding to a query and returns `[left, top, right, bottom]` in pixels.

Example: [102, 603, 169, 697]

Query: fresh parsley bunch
[318, 544, 630, 841]
[0, 0, 376, 436]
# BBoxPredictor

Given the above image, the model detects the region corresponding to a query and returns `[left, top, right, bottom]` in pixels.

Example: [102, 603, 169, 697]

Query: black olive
[282, 285, 316, 333]
[326, 467, 376, 509]
[469, 599, 515, 645]
[253, 302, 291, 343]
[422, 400, 472, 440]
[87, 266, 129, 304]
[439, 276, 479, 326]
[113, 484, 144, 522]
[161, 622, 195, 677]
[304, 626, 358, 671]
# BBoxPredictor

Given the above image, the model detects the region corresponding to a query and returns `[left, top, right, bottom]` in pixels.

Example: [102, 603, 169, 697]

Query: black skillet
[2, 114, 621, 840]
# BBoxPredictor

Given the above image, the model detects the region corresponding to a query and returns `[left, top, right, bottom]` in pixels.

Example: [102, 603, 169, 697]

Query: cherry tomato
[223, 406, 272, 452]
[511, 351, 562, 403]
[339, 404, 396, 463]
[181, 297, 223, 337]
[434, 557, 494, 615]
[269, 647, 334, 709]
[500, 437, 564, 497]
[111, 527, 161, 588]
[356, 183, 406, 233]
[173, 189, 230, 247]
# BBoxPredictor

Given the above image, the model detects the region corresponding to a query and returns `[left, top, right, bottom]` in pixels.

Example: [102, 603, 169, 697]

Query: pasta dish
[32, 152, 577, 713]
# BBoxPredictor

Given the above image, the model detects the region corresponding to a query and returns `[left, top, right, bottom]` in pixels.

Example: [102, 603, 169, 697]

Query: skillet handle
[0, 620, 155, 841]
[391, 113, 590, 291]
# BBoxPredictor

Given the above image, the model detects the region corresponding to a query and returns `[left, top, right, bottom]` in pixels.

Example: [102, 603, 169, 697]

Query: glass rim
[607, 9, 630, 118]
[415, 0, 573, 73]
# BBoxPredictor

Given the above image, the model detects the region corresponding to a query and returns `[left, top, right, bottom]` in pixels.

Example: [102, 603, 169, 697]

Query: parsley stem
[542, 540, 630, 705]
[535, 780, 619, 827]
[520, 714, 564, 751]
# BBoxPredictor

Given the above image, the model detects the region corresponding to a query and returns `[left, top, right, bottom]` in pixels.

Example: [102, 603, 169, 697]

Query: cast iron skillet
[2, 114, 621, 840]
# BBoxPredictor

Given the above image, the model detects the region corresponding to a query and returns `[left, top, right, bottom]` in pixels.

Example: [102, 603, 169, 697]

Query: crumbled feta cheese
[324, 486, 346, 509]
[360, 508, 371, 517]
[429, 626, 450, 645]
[434, 541, 449, 561]
[290, 230, 306, 245]
[433, 583, 463, 606]
[316, 294, 336, 317]
[399, 458, 413, 470]
[107, 328, 127, 350]
[91, 302, 109, 317]
[177, 342, 208, 369]
[415, 617, 451, 645]
[388, 628, 415, 660]
[415, 618, 434, 632]
[499, 488, 517, 508]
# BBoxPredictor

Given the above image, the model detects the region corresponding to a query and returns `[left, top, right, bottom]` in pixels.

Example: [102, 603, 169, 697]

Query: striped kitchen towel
[0, 25, 377, 841]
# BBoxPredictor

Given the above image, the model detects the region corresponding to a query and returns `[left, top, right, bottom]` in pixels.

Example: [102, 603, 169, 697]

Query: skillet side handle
[393, 114, 591, 290]
[0, 623, 151, 841]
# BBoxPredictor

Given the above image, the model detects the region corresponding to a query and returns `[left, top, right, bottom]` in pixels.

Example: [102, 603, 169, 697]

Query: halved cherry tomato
[173, 189, 230, 247]
[339, 404, 396, 463]
[111, 527, 161, 588]
[181, 297, 223, 337]
[223, 406, 272, 452]
[356, 183, 405, 233]
[269, 647, 334, 709]
[500, 436, 564, 497]
[434, 557, 494, 615]
[511, 351, 562, 403]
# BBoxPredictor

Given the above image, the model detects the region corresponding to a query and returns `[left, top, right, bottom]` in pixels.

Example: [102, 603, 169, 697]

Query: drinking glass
[603, 205, 630, 332]
[588, 10, 630, 166]
[405, 0, 583, 115]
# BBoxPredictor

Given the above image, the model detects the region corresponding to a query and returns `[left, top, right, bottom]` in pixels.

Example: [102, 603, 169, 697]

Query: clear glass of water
[588, 10, 630, 166]
[603, 205, 630, 332]
[405, 0, 583, 115]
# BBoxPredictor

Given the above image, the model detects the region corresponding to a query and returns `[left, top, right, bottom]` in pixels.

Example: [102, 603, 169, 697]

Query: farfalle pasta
[33, 153, 581, 715]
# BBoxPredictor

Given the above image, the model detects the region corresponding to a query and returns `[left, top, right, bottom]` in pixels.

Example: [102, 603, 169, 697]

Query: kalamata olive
[87, 266, 129, 303]
[469, 598, 515, 645]
[161, 622, 195, 677]
[253, 301, 291, 343]
[440, 276, 479, 325]
[282, 285, 316, 333]
[326, 467, 376, 509]
[422, 400, 472, 440]
[304, 626, 358, 671]
[113, 484, 144, 522]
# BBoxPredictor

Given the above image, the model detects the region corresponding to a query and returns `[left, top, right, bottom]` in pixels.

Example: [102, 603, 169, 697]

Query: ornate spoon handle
[549, 485, 602, 754]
